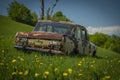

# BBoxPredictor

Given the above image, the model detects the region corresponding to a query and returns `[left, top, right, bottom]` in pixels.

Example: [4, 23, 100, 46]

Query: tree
[7, 0, 38, 26]
[90, 32, 108, 47]
[52, 11, 71, 22]
[90, 32, 120, 53]
[31, 12, 38, 26]
[40, 0, 59, 20]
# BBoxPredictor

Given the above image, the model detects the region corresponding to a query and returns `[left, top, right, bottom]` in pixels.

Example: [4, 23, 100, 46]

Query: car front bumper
[14, 45, 63, 54]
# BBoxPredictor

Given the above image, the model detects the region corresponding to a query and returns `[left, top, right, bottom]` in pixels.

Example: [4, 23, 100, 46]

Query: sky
[0, 0, 120, 36]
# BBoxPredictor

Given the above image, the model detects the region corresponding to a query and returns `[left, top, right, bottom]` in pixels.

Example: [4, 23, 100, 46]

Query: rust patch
[17, 32, 63, 40]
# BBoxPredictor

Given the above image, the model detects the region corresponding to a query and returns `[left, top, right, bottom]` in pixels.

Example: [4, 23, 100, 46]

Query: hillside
[0, 15, 120, 80]
[0, 15, 33, 37]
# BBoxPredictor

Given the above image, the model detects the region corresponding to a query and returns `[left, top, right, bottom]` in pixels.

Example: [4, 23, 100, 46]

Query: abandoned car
[14, 20, 97, 56]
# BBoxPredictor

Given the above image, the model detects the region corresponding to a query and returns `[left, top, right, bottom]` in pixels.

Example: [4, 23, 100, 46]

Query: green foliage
[7, 0, 38, 26]
[52, 11, 71, 22]
[31, 12, 38, 26]
[90, 32, 108, 47]
[90, 32, 120, 53]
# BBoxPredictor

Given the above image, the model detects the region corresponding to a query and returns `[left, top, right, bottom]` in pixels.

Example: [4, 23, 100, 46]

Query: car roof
[37, 20, 86, 29]
[38, 20, 77, 25]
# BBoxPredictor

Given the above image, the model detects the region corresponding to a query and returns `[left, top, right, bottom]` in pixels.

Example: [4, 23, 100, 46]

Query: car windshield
[33, 22, 73, 34]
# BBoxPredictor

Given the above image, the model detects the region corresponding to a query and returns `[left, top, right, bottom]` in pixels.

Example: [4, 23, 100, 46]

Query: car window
[39, 25, 47, 32]
[54, 26, 69, 34]
[81, 29, 87, 40]
[74, 27, 81, 40]
[47, 25, 53, 32]
[34, 22, 73, 34]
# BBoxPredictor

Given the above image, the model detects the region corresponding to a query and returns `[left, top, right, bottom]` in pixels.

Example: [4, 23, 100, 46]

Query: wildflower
[45, 71, 49, 76]
[24, 70, 29, 75]
[63, 72, 68, 77]
[78, 73, 83, 76]
[12, 72, 17, 75]
[12, 59, 16, 63]
[54, 68, 58, 72]
[68, 68, 72, 74]
[78, 63, 81, 66]
[104, 76, 111, 79]
[35, 73, 40, 77]
[19, 71, 23, 75]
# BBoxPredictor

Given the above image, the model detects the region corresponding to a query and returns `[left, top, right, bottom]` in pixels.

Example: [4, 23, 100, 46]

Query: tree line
[90, 33, 120, 53]
[7, 0, 71, 26]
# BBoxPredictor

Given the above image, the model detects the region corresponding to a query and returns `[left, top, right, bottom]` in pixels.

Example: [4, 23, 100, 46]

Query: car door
[74, 26, 83, 55]
[81, 28, 89, 56]
[75, 26, 89, 56]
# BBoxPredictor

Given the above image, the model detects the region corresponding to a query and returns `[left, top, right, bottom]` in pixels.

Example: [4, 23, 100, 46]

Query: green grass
[0, 15, 120, 80]
[0, 15, 33, 37]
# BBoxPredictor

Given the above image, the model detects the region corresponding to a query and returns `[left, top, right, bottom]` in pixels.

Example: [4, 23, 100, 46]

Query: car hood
[16, 32, 63, 40]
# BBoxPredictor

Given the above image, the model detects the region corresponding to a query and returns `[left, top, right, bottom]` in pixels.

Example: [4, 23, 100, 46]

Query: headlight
[15, 37, 28, 46]
[21, 38, 27, 42]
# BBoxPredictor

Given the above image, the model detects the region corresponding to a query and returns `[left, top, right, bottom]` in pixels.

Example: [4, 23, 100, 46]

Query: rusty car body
[14, 20, 97, 56]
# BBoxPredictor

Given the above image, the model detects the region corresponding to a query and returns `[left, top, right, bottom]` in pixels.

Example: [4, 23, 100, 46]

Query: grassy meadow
[0, 15, 120, 80]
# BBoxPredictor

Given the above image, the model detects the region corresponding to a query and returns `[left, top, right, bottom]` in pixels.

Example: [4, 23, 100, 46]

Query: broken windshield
[33, 22, 73, 35]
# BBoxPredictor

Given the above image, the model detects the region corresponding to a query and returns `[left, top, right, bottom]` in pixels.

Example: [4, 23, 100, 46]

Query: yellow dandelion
[68, 68, 72, 74]
[78, 63, 82, 66]
[63, 72, 68, 77]
[12, 59, 16, 63]
[35, 73, 40, 77]
[24, 70, 29, 75]
[44, 71, 49, 76]
[78, 73, 83, 76]
[12, 72, 17, 75]
[19, 71, 23, 75]
[54, 68, 58, 72]
[104, 76, 111, 79]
